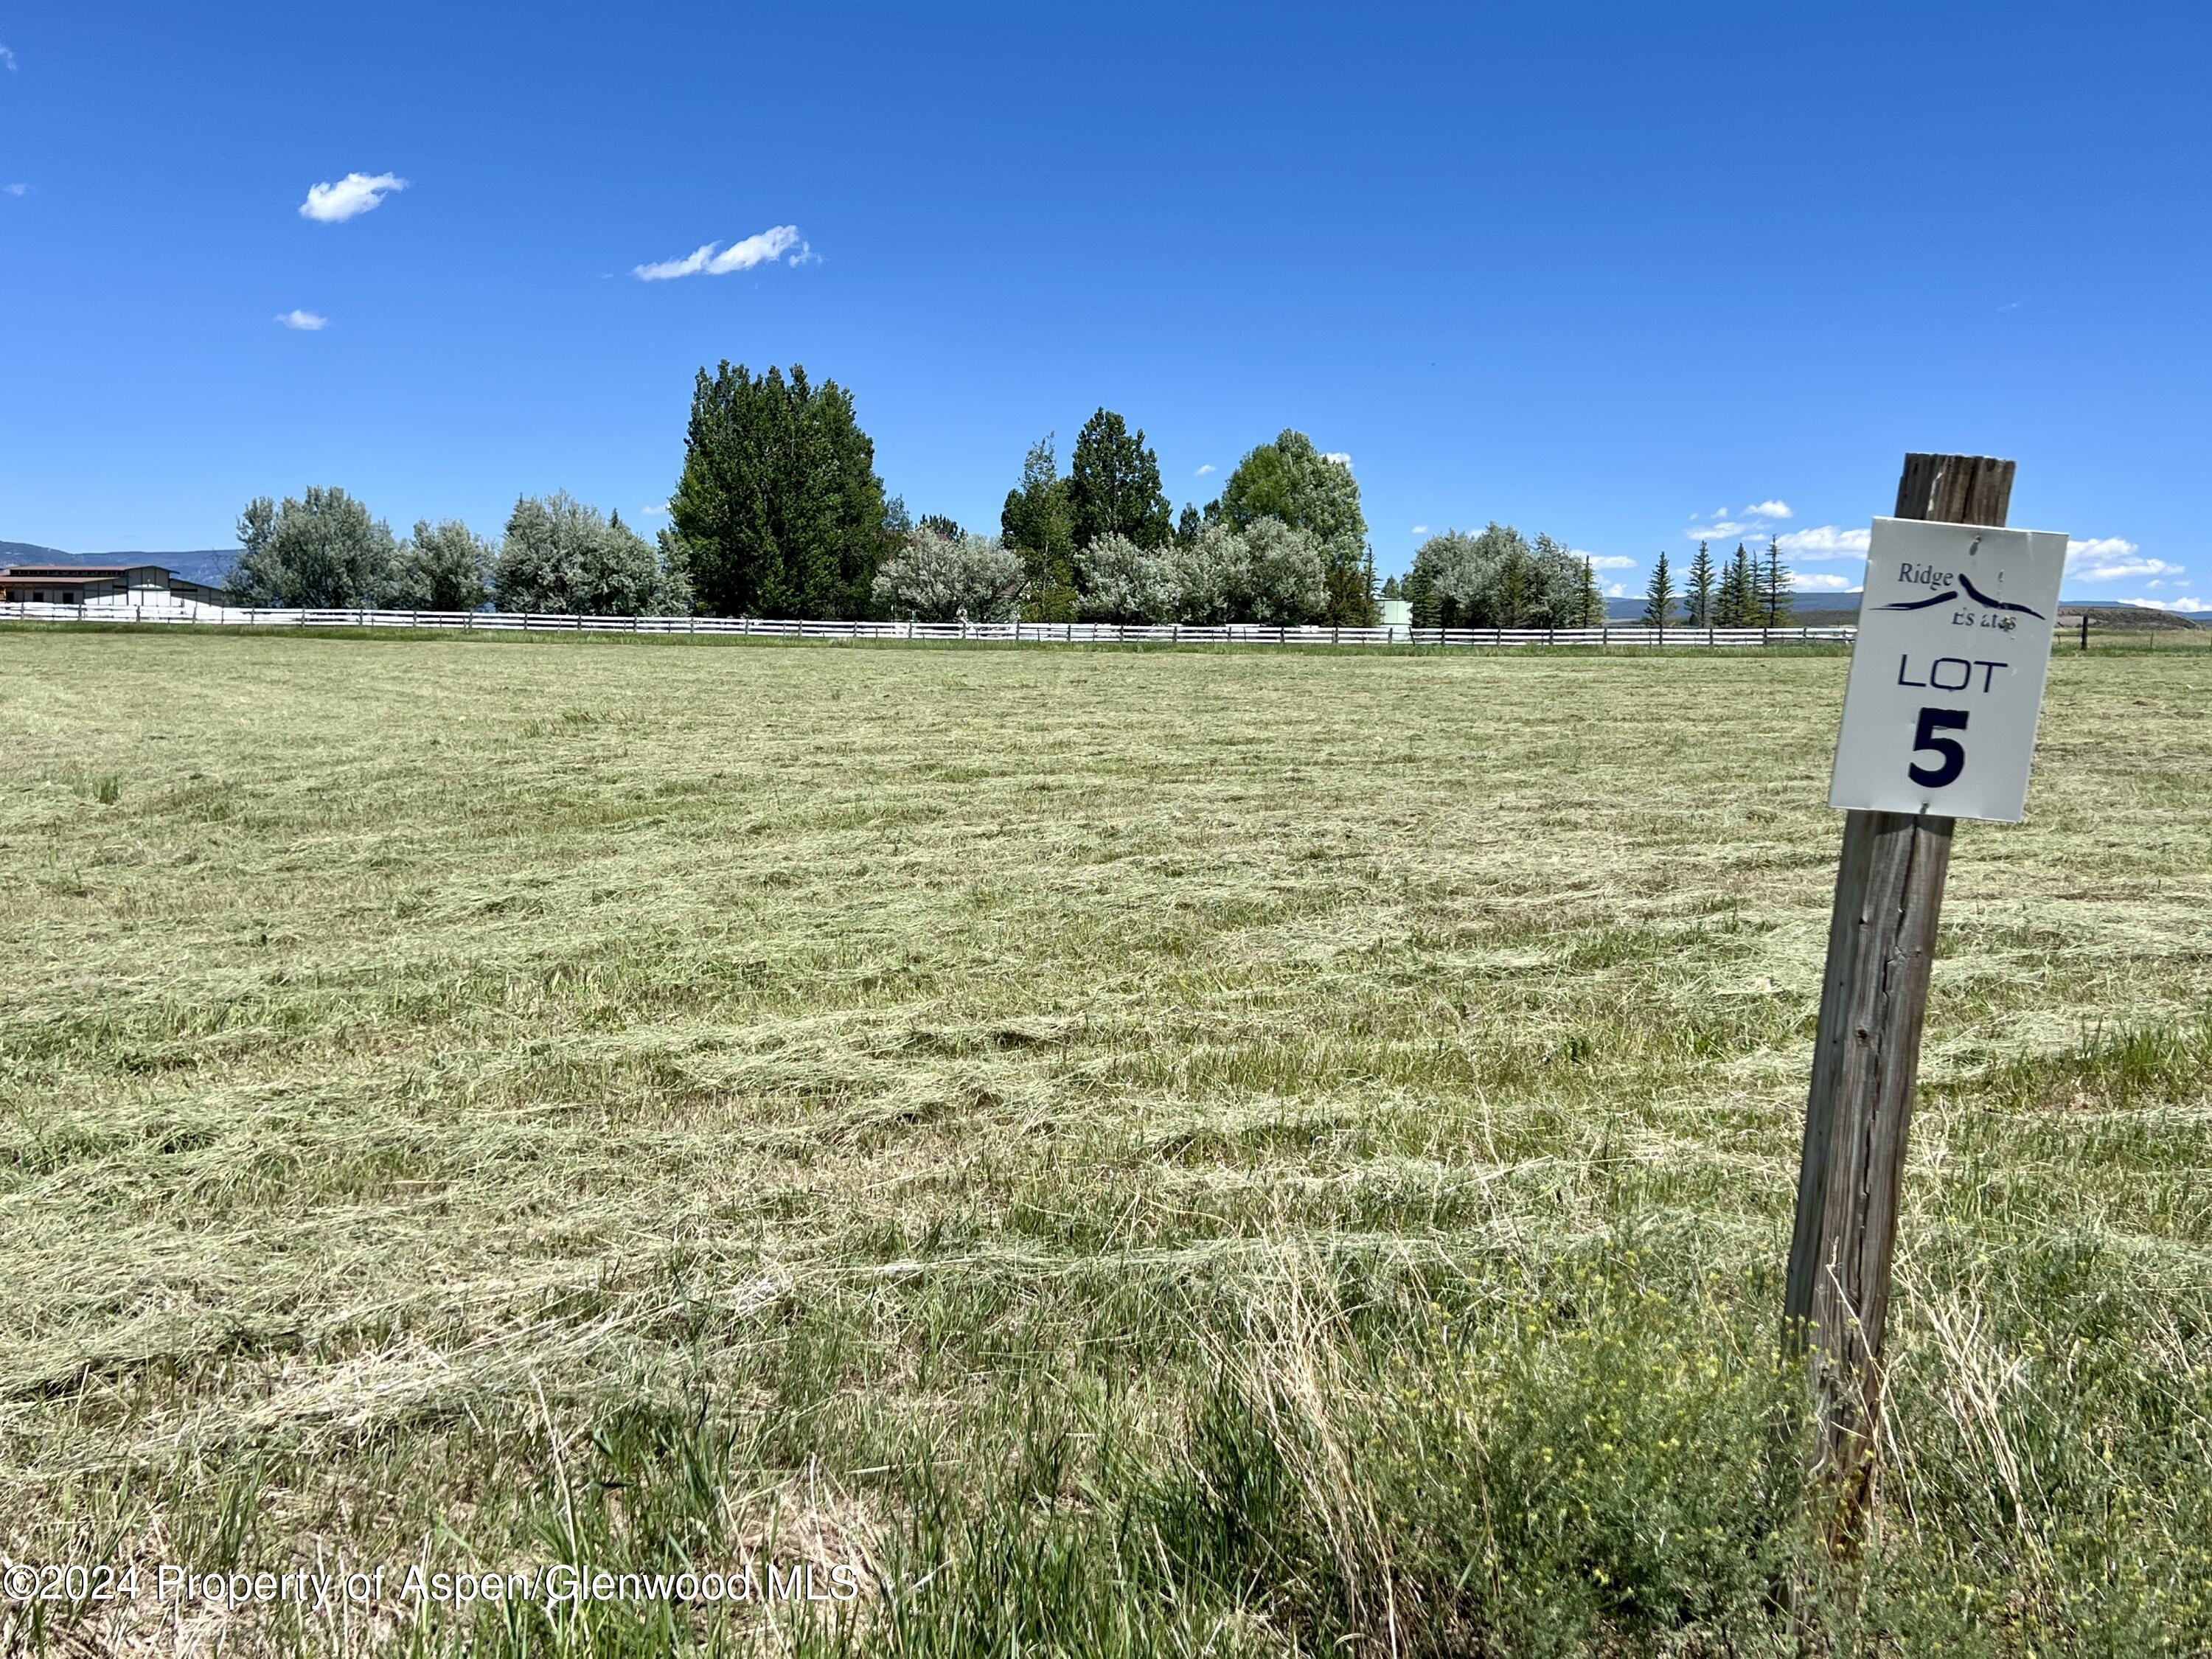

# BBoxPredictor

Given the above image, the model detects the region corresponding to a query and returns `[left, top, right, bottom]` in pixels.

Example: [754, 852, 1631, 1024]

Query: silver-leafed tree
[390, 519, 493, 611]
[229, 487, 400, 608]
[1408, 524, 1585, 628]
[493, 494, 688, 616]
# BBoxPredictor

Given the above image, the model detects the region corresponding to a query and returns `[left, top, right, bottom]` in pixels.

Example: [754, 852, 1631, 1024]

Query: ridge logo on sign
[1829, 517, 2068, 823]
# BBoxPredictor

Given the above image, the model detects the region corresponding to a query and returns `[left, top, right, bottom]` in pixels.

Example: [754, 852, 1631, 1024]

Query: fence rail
[0, 602, 1856, 649]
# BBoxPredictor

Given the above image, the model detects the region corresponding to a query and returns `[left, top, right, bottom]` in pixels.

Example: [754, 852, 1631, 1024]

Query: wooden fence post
[1784, 452, 2015, 1549]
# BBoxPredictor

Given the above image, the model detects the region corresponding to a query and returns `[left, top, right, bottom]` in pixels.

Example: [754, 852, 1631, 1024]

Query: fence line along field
[2, 627, 2209, 1655]
[0, 602, 1862, 648]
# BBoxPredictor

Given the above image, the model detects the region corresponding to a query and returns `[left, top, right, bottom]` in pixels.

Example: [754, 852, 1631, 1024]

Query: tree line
[228, 490, 689, 614]
[985, 417, 1374, 625]
[223, 363, 1381, 625]
[1639, 540, 1794, 629]
[223, 360, 1798, 627]
[1382, 528, 1800, 633]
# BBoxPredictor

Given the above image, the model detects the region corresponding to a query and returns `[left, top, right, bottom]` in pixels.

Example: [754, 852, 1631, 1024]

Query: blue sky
[1, 1, 2205, 608]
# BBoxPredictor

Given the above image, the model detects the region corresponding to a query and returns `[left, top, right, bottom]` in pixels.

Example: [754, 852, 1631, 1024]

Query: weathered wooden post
[1784, 453, 2066, 1548]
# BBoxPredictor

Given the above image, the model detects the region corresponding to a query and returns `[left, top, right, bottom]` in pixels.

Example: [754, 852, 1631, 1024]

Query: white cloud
[1775, 525, 1871, 561]
[633, 224, 810, 280]
[1604, 582, 1631, 598]
[1194, 463, 1215, 476]
[2065, 536, 2182, 584]
[1794, 571, 1857, 591]
[1411, 525, 1429, 536]
[299, 171, 408, 223]
[3, 183, 24, 197]
[2073, 557, 2180, 582]
[1581, 554, 1637, 570]
[0, 44, 15, 70]
[2126, 597, 2210, 613]
[274, 309, 328, 330]
[1322, 452, 1352, 470]
[1686, 500, 1795, 541]
[636, 245, 717, 279]
[641, 503, 670, 517]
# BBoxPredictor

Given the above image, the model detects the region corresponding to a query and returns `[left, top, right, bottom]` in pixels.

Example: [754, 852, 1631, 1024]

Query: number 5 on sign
[1829, 518, 2069, 823]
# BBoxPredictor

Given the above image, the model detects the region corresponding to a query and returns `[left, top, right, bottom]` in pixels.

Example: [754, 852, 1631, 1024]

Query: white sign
[1829, 517, 2067, 823]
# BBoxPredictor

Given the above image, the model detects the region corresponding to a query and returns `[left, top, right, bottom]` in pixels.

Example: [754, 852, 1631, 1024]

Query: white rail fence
[0, 602, 1854, 649]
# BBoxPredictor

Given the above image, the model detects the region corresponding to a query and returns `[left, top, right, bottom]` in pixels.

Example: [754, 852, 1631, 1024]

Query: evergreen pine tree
[1405, 562, 1439, 628]
[1642, 549, 1677, 630]
[1716, 542, 1756, 626]
[669, 361, 888, 619]
[1759, 537, 1794, 626]
[1068, 410, 1172, 551]
[1001, 434, 1077, 621]
[1578, 556, 1603, 626]
[1500, 540, 1528, 627]
[1686, 540, 1717, 627]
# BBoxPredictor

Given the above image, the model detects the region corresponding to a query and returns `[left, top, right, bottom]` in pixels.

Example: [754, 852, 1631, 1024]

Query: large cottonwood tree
[1216, 431, 1375, 625]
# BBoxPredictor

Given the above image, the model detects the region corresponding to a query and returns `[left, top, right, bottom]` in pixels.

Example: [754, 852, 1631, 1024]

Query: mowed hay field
[4, 628, 2211, 1658]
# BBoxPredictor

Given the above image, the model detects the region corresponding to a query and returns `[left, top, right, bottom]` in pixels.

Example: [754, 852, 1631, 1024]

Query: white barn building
[0, 563, 226, 613]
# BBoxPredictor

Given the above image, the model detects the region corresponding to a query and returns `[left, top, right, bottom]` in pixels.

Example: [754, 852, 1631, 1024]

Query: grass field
[3, 627, 2210, 1657]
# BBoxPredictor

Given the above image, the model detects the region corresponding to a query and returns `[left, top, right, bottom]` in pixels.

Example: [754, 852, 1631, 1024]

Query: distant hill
[2059, 602, 2203, 632]
[0, 541, 234, 586]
